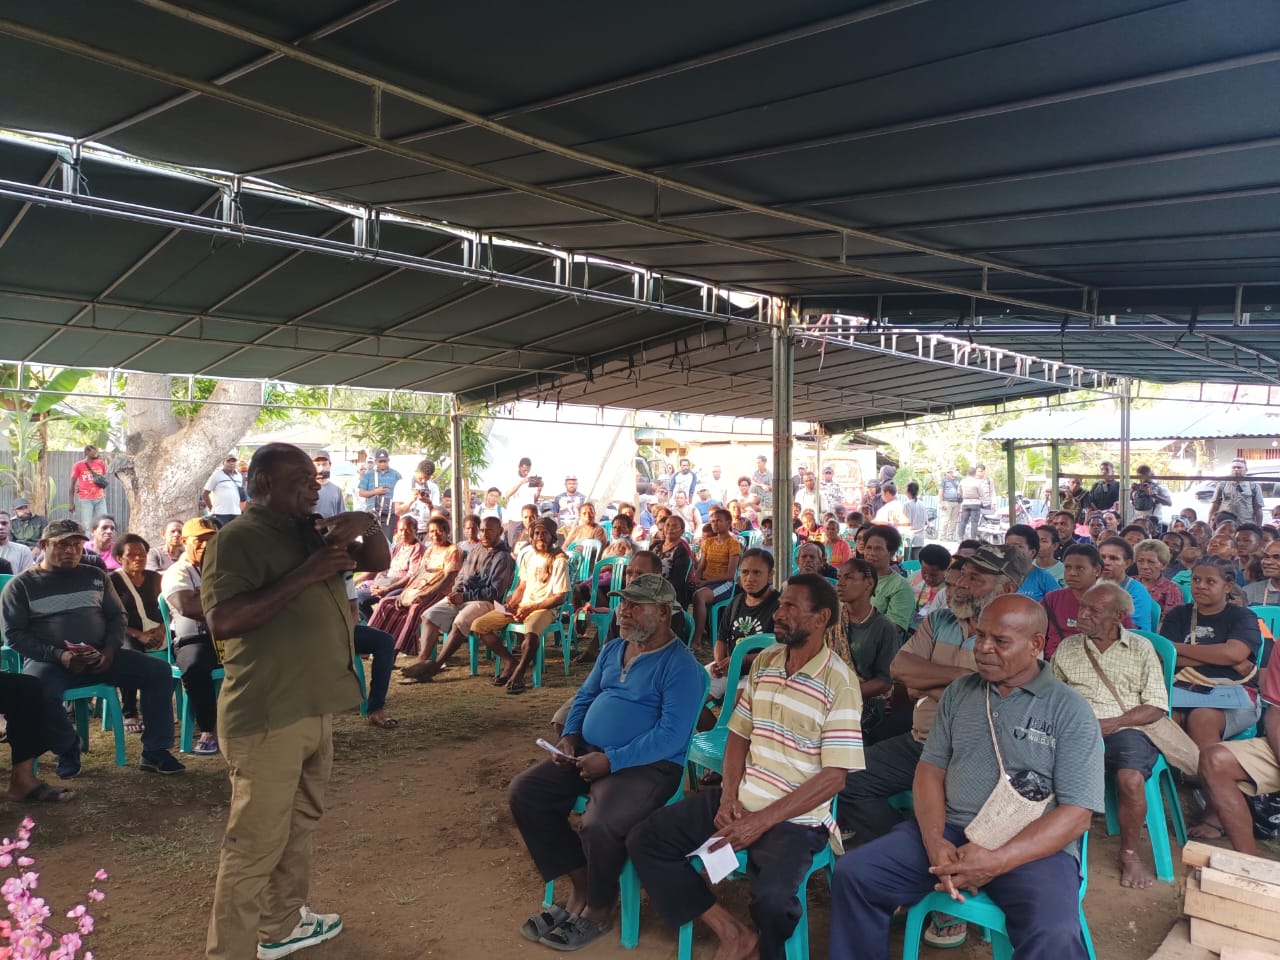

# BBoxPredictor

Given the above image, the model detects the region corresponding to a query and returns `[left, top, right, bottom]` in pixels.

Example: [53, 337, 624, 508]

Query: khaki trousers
[206, 715, 333, 960]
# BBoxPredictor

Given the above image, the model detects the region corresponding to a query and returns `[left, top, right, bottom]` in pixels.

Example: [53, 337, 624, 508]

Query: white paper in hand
[687, 835, 739, 884]
[535, 738, 573, 760]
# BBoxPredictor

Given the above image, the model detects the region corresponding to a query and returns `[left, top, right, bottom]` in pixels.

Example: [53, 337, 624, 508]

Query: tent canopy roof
[1, 0, 1278, 427]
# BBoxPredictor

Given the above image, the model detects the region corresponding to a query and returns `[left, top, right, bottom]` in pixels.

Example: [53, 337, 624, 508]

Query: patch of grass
[382, 886, 423, 906]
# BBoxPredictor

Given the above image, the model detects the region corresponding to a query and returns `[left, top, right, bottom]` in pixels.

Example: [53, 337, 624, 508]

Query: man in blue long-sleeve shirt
[507, 574, 704, 951]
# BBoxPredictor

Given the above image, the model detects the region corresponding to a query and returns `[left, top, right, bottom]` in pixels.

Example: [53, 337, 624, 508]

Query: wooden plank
[1201, 866, 1280, 913]
[1148, 919, 1218, 960]
[1222, 946, 1280, 960]
[1185, 873, 1280, 940]
[1189, 918, 1280, 956]
[1210, 850, 1280, 888]
[1183, 841, 1219, 869]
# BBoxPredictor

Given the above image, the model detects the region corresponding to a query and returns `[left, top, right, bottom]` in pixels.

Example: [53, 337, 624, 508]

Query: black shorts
[1102, 727, 1160, 779]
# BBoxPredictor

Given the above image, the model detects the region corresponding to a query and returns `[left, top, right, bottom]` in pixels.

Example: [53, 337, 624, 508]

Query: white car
[1167, 480, 1280, 523]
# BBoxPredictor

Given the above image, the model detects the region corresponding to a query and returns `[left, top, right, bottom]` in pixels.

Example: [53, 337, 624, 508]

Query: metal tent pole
[1005, 440, 1017, 529]
[449, 400, 464, 542]
[772, 319, 794, 590]
[1050, 441, 1061, 510]
[1119, 379, 1132, 524]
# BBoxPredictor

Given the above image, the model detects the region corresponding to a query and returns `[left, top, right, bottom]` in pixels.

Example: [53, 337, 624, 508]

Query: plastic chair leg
[353, 655, 368, 717]
[1103, 774, 1120, 836]
[619, 860, 641, 949]
[1144, 774, 1175, 883]
[1080, 908, 1097, 960]
[468, 633, 480, 676]
[676, 921, 694, 960]
[103, 693, 126, 766]
[542, 878, 555, 909]
[1161, 765, 1188, 845]
[532, 630, 546, 688]
[73, 700, 90, 751]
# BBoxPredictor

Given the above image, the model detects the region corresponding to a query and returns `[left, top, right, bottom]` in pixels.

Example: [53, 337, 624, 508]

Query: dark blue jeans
[24, 648, 175, 759]
[829, 820, 1086, 960]
[353, 625, 394, 715]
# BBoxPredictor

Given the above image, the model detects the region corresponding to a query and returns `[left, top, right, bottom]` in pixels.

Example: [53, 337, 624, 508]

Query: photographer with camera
[505, 457, 543, 514]
[1129, 465, 1172, 524]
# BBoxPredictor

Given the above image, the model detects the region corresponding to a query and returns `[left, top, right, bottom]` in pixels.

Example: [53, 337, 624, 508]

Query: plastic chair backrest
[1251, 605, 1280, 641]
[712, 633, 777, 731]
[566, 549, 591, 587]
[157, 594, 176, 663]
[0, 573, 13, 593]
[1130, 629, 1177, 713]
[568, 539, 601, 574]
[591, 556, 630, 611]
[900, 560, 921, 574]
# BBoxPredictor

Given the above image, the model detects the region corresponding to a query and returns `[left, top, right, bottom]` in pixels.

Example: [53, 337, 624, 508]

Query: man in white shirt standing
[202, 454, 245, 527]
[0, 512, 34, 573]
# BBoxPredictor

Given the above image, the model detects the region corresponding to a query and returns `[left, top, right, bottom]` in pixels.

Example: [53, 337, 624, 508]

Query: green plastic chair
[568, 539, 602, 578]
[62, 683, 127, 766]
[159, 596, 225, 753]
[501, 553, 581, 687]
[542, 667, 710, 948]
[685, 633, 777, 787]
[468, 568, 521, 675]
[577, 556, 629, 643]
[900, 560, 921, 574]
[1106, 629, 1187, 882]
[1171, 569, 1192, 603]
[903, 832, 1095, 960]
[678, 797, 839, 960]
[1251, 604, 1280, 639]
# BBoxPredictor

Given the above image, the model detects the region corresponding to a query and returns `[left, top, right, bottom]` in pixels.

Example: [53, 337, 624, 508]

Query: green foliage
[344, 394, 490, 485]
[170, 378, 329, 429]
[0, 365, 96, 510]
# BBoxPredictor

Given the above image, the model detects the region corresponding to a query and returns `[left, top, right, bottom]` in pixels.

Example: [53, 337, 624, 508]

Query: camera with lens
[527, 475, 543, 487]
[414, 481, 432, 502]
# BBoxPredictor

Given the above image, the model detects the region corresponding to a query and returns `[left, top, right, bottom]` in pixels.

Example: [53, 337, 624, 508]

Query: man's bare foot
[367, 710, 399, 729]
[712, 926, 758, 960]
[1119, 849, 1155, 889]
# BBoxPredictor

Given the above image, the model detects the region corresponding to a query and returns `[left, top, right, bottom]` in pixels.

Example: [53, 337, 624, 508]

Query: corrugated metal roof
[984, 404, 1280, 442]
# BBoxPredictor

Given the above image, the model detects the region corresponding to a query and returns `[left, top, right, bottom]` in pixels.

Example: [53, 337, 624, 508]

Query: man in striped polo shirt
[628, 574, 862, 960]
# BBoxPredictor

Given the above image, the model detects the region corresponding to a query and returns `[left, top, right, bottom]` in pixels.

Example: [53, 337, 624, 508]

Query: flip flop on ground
[520, 904, 569, 943]
[17, 783, 76, 803]
[540, 915, 612, 952]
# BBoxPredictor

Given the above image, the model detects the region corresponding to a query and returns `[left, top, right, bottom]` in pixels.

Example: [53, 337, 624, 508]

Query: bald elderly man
[830, 595, 1104, 960]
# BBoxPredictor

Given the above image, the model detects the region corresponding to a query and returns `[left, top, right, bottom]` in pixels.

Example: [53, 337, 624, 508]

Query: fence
[0, 451, 132, 531]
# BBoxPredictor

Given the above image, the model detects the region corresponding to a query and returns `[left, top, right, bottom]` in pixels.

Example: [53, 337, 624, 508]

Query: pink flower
[86, 890, 103, 903]
[65, 906, 85, 920]
[92, 870, 107, 882]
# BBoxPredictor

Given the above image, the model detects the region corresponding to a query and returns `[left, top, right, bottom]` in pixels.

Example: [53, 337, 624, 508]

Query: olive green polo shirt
[201, 504, 361, 739]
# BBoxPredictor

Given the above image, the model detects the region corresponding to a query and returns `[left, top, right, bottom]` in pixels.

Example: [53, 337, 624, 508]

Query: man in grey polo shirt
[830, 594, 1103, 960]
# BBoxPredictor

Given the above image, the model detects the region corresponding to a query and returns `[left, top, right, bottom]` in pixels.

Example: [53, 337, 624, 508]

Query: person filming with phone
[1, 519, 184, 781]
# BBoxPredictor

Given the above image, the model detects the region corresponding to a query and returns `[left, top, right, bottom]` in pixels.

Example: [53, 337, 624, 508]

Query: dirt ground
[10, 657, 1274, 960]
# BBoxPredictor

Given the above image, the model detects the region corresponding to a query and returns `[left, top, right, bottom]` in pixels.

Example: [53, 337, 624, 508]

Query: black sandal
[540, 915, 612, 951]
[520, 904, 569, 943]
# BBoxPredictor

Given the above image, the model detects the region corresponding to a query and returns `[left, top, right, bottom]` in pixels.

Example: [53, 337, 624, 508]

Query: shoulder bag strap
[983, 686, 1008, 777]
[1080, 640, 1130, 713]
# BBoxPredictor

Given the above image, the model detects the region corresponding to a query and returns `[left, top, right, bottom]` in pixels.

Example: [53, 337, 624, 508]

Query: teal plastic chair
[502, 554, 580, 687]
[1106, 629, 1186, 882]
[62, 684, 127, 766]
[903, 832, 1095, 960]
[579, 556, 629, 643]
[353, 651, 368, 717]
[1251, 604, 1280, 639]
[567, 539, 602, 578]
[159, 596, 225, 754]
[468, 569, 521, 675]
[900, 560, 921, 574]
[686, 633, 777, 787]
[0, 574, 16, 674]
[1172, 569, 1192, 603]
[542, 668, 710, 948]
[678, 797, 839, 960]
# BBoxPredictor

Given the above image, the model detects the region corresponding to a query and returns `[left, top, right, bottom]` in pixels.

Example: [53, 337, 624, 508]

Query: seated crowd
[0, 447, 1278, 960]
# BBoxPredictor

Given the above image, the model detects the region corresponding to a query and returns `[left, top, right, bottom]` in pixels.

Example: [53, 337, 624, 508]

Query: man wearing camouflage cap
[507, 573, 705, 951]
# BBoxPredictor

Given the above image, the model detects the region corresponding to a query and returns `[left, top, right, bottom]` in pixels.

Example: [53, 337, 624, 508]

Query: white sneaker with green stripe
[257, 906, 343, 959]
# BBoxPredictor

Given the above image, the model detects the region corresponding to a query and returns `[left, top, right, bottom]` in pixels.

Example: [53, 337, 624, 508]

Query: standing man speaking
[204, 443, 390, 960]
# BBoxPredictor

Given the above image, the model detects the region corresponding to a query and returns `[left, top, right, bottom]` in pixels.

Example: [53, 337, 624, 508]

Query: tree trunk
[117, 375, 262, 541]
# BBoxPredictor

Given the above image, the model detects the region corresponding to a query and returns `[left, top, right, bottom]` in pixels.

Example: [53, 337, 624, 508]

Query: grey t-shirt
[844, 611, 902, 685]
[1244, 580, 1280, 606]
[921, 663, 1104, 856]
[161, 558, 204, 639]
[315, 482, 346, 520]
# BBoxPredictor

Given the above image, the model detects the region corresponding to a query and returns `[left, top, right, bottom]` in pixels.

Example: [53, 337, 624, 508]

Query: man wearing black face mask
[312, 451, 346, 519]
